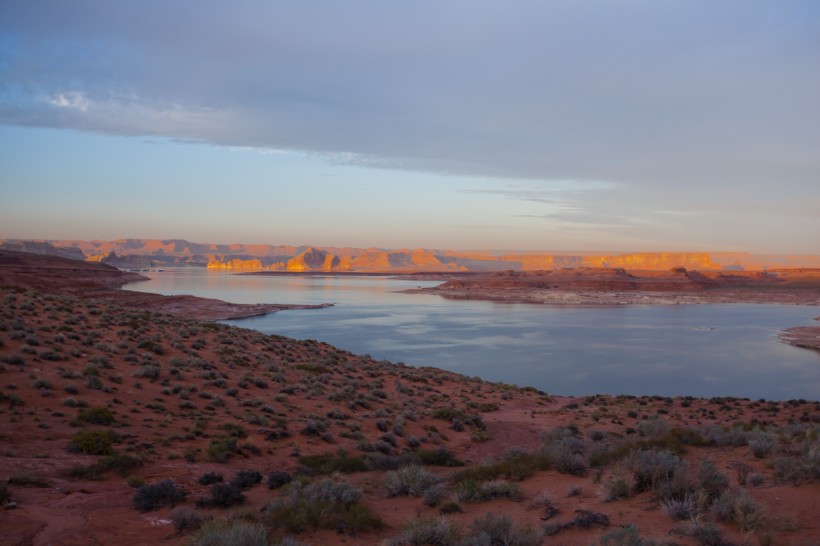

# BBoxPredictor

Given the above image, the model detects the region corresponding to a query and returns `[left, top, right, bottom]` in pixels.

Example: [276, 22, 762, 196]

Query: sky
[1, 1, 818, 253]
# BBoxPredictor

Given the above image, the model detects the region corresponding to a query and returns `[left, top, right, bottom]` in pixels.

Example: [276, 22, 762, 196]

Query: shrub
[76, 407, 115, 425]
[69, 454, 142, 480]
[298, 451, 367, 475]
[170, 506, 204, 534]
[710, 489, 767, 532]
[385, 517, 460, 546]
[263, 479, 382, 534]
[198, 472, 224, 485]
[541, 431, 588, 476]
[597, 524, 658, 546]
[416, 447, 464, 467]
[637, 417, 669, 439]
[452, 451, 550, 483]
[133, 479, 186, 512]
[206, 436, 238, 463]
[602, 475, 630, 502]
[68, 430, 117, 455]
[384, 465, 439, 497]
[688, 523, 728, 546]
[196, 483, 245, 508]
[62, 397, 87, 408]
[697, 459, 728, 500]
[625, 449, 684, 494]
[8, 472, 49, 487]
[661, 495, 697, 520]
[439, 501, 463, 514]
[0, 483, 10, 504]
[189, 520, 268, 546]
[464, 512, 542, 546]
[231, 470, 262, 490]
[546, 509, 611, 536]
[457, 479, 522, 502]
[423, 483, 447, 507]
[748, 432, 777, 458]
[267, 471, 293, 489]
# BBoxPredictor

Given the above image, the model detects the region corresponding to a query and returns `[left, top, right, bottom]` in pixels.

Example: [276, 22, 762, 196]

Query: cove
[124, 269, 820, 400]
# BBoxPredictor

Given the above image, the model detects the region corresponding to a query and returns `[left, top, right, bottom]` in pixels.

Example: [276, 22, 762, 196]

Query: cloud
[48, 91, 89, 111]
[1, 0, 818, 224]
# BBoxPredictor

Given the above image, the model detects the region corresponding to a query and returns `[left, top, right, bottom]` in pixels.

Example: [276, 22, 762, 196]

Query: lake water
[123, 269, 820, 400]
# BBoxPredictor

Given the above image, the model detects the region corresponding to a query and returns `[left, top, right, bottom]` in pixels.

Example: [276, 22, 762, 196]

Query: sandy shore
[0, 249, 332, 320]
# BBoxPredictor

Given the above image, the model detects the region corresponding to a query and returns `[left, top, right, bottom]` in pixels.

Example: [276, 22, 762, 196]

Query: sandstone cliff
[287, 248, 341, 272]
[6, 238, 820, 273]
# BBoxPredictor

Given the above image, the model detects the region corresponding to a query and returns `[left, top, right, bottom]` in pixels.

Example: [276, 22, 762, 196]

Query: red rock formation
[6, 238, 820, 273]
[287, 248, 341, 271]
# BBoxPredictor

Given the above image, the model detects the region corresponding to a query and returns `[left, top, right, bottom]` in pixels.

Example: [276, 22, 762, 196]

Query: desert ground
[0, 250, 818, 546]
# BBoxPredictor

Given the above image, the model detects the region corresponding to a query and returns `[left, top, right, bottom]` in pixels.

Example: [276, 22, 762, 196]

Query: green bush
[76, 407, 115, 425]
[68, 430, 117, 455]
[206, 435, 238, 463]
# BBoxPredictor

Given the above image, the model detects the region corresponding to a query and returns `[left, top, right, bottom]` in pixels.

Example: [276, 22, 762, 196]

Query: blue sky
[1, 1, 818, 252]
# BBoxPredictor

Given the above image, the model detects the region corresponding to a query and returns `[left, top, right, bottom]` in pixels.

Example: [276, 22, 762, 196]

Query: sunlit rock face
[580, 253, 718, 271]
[207, 258, 264, 270]
[287, 248, 340, 271]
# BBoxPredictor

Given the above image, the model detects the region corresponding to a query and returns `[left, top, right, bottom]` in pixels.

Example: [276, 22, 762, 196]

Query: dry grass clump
[383, 464, 440, 497]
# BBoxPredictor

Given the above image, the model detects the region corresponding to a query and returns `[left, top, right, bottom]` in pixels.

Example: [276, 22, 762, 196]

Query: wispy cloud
[47, 91, 89, 111]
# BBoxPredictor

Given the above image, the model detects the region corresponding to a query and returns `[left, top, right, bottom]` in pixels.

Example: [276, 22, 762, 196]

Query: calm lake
[123, 269, 820, 400]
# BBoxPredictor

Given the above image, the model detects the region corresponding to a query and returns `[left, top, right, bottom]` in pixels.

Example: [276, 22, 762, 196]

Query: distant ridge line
[1, 238, 819, 272]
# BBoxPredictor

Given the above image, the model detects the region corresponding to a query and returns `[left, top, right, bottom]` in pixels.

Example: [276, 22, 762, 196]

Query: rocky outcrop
[287, 248, 341, 272]
[0, 240, 86, 260]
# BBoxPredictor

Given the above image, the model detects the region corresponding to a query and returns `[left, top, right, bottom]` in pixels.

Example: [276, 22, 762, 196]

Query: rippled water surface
[124, 269, 820, 399]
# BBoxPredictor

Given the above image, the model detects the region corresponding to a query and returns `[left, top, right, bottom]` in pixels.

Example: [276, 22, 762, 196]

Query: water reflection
[124, 270, 820, 400]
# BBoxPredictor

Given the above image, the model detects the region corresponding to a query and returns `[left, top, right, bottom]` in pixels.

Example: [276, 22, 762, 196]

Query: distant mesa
[2, 238, 819, 273]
